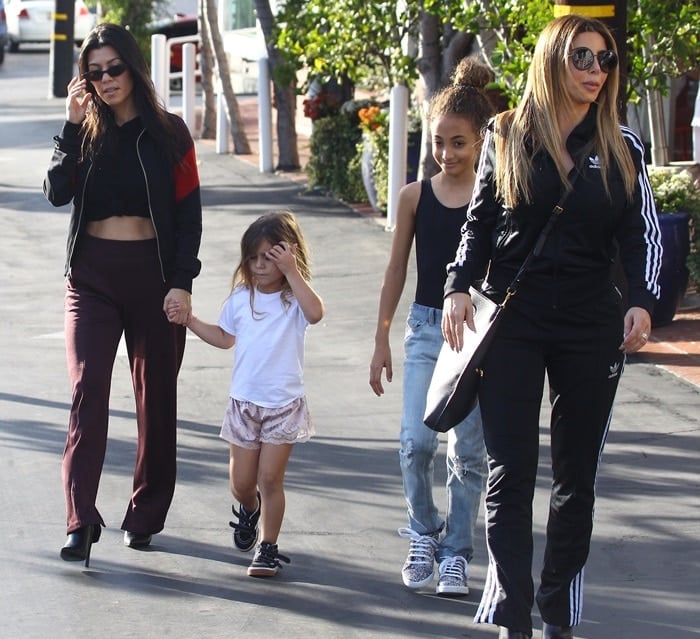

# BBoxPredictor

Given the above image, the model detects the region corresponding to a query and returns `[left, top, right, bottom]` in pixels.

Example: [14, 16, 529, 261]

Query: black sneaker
[229, 492, 260, 552]
[247, 541, 290, 577]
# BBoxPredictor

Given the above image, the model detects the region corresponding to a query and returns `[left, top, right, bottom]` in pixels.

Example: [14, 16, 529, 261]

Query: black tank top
[414, 179, 469, 309]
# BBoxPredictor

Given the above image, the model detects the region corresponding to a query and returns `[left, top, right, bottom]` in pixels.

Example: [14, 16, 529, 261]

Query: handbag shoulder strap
[502, 171, 580, 306]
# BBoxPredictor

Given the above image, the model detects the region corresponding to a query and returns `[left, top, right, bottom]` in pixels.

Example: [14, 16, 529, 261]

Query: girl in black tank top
[369, 57, 496, 597]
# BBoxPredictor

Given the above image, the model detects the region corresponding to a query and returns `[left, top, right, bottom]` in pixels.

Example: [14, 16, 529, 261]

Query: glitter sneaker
[397, 527, 440, 588]
[436, 555, 469, 596]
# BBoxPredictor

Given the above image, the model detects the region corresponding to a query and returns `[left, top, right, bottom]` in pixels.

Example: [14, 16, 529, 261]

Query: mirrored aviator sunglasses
[82, 63, 128, 83]
[569, 47, 618, 74]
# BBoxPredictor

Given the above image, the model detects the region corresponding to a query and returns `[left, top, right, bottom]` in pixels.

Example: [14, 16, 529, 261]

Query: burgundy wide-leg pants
[63, 234, 185, 535]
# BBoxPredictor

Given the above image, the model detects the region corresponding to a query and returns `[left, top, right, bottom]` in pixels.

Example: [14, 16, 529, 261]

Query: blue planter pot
[406, 130, 421, 184]
[652, 212, 690, 327]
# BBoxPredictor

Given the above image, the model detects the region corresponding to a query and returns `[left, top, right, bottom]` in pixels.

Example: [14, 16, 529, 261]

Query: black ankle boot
[542, 622, 574, 639]
[498, 627, 531, 639]
[60, 524, 101, 567]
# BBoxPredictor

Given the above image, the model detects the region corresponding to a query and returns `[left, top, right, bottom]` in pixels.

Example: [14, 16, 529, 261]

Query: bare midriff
[86, 216, 156, 241]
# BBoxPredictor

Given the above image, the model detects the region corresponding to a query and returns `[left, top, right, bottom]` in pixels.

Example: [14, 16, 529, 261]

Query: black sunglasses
[82, 63, 128, 83]
[569, 47, 618, 74]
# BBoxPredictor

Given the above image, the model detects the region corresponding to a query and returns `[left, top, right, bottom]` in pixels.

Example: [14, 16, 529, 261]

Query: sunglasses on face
[82, 63, 128, 83]
[569, 47, 618, 74]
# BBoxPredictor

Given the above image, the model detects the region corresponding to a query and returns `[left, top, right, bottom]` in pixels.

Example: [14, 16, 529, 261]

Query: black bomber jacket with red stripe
[43, 112, 202, 293]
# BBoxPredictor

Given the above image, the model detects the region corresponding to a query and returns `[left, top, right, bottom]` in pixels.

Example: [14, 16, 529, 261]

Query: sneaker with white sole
[247, 541, 290, 577]
[436, 555, 469, 596]
[229, 492, 261, 552]
[397, 527, 440, 588]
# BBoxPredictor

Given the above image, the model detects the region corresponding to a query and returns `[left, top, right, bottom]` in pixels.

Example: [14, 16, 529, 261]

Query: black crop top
[83, 117, 151, 221]
[414, 179, 469, 309]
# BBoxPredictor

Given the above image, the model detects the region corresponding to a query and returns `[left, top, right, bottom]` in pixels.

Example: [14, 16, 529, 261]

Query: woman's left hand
[164, 288, 191, 325]
[620, 306, 652, 353]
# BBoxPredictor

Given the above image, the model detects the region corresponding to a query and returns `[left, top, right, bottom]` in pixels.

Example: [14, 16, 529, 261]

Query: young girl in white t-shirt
[169, 210, 324, 577]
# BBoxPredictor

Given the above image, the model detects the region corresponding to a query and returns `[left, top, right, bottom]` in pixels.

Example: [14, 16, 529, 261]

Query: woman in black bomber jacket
[44, 23, 202, 566]
[441, 16, 662, 639]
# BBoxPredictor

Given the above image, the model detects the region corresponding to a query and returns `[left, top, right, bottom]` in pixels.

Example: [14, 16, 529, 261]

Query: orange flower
[358, 105, 386, 134]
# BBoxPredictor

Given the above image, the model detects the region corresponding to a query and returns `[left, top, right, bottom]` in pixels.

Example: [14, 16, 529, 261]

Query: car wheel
[9, 39, 19, 53]
[0, 46, 5, 65]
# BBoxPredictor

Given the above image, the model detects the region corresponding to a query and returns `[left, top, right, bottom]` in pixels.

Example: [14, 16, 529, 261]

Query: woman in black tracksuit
[441, 16, 662, 639]
[44, 23, 202, 565]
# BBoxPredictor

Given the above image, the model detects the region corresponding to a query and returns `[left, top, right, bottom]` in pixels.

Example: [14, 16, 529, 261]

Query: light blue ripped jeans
[400, 302, 487, 563]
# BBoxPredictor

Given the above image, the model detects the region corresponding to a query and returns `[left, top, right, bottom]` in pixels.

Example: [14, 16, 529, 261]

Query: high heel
[60, 524, 101, 567]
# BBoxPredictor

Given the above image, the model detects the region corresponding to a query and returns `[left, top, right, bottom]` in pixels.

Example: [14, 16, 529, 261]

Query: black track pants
[474, 293, 624, 635]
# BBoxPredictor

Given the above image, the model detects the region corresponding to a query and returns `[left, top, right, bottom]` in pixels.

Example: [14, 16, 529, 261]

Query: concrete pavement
[1, 49, 699, 639]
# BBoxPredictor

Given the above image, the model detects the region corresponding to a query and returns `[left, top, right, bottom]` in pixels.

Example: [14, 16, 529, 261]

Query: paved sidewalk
[0, 50, 699, 639]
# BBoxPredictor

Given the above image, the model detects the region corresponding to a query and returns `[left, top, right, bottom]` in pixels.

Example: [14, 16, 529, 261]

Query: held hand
[164, 299, 181, 323]
[620, 306, 652, 353]
[369, 344, 392, 397]
[66, 75, 92, 124]
[266, 241, 298, 276]
[442, 292, 473, 352]
[163, 289, 192, 325]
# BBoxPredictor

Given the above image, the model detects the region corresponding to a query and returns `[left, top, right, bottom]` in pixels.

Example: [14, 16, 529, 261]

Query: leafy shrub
[306, 113, 366, 203]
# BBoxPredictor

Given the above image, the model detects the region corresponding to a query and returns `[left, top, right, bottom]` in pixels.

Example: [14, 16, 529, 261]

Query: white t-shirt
[217, 286, 310, 408]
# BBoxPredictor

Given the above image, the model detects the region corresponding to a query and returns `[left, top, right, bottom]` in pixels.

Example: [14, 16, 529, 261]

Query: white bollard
[258, 57, 273, 173]
[151, 34, 168, 107]
[386, 84, 409, 231]
[692, 86, 700, 163]
[182, 42, 196, 136]
[216, 90, 230, 154]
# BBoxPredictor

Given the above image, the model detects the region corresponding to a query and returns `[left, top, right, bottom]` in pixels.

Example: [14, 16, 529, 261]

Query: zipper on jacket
[135, 129, 166, 283]
[67, 162, 93, 273]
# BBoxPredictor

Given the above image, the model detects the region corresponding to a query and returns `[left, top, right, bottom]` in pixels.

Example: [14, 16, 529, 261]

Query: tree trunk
[204, 0, 251, 153]
[198, 0, 217, 139]
[417, 8, 442, 179]
[255, 0, 300, 170]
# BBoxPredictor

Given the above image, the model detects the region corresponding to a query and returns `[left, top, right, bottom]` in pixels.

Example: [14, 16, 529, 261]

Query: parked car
[5, 0, 96, 52]
[149, 13, 198, 89]
[0, 0, 8, 65]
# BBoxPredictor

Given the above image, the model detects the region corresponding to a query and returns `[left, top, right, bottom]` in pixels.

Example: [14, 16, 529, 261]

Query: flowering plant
[356, 105, 390, 212]
[357, 105, 388, 134]
[648, 168, 700, 216]
[302, 92, 341, 121]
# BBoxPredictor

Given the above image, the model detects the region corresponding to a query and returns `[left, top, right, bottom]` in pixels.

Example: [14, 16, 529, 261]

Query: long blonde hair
[494, 14, 636, 208]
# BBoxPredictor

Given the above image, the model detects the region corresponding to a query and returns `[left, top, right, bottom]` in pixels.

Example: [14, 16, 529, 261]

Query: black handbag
[423, 181, 576, 433]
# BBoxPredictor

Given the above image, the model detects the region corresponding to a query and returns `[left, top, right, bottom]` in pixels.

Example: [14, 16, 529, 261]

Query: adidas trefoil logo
[589, 155, 601, 170]
[608, 361, 621, 379]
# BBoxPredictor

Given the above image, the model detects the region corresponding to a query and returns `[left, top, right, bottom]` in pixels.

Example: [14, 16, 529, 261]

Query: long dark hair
[78, 23, 180, 164]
